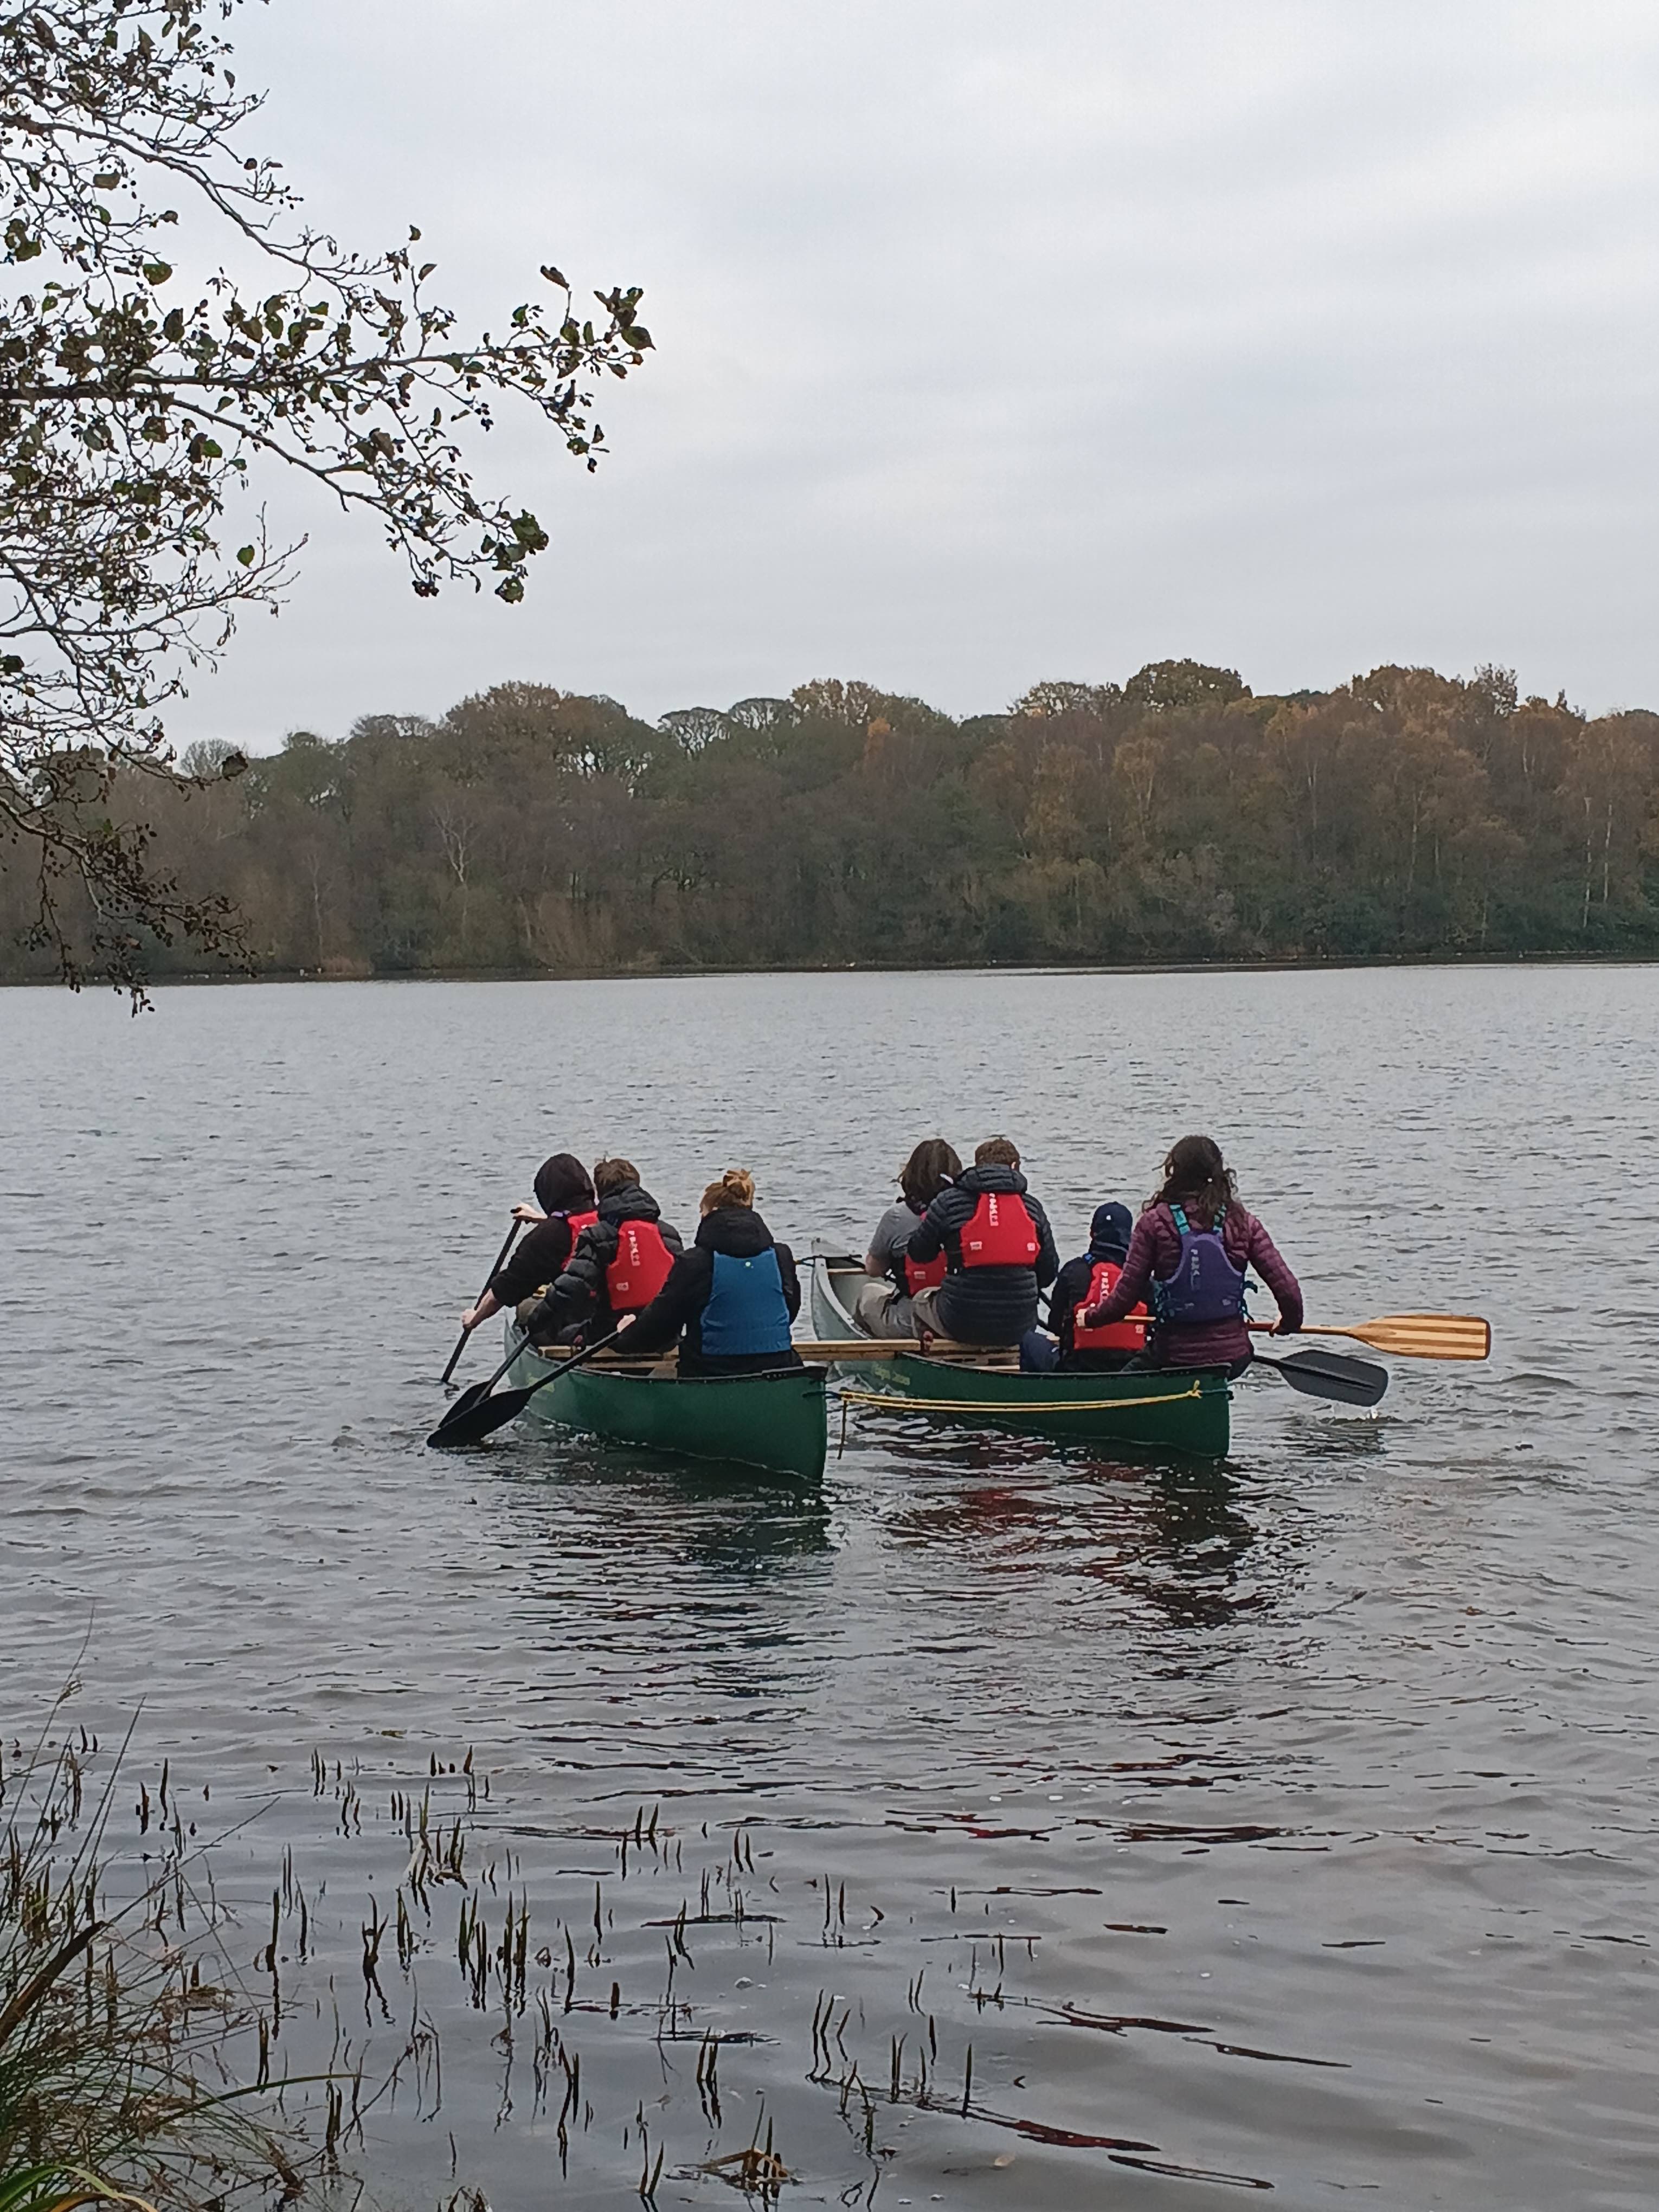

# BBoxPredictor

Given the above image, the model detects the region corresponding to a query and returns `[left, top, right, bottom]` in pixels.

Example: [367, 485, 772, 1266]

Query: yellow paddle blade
[1302, 1313, 1491, 1361]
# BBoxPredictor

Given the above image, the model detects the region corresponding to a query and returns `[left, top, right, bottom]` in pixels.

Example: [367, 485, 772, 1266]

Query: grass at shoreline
[0, 1707, 306, 2211]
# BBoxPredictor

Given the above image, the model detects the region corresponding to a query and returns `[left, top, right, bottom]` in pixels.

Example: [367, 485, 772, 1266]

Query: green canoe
[810, 1252, 1231, 1458]
[504, 1334, 829, 1483]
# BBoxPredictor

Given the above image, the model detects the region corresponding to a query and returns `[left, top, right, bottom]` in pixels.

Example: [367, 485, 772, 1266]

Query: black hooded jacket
[488, 1157, 595, 1310]
[490, 1214, 587, 1310]
[612, 1206, 801, 1372]
[906, 1162, 1058, 1342]
[548, 1182, 685, 1331]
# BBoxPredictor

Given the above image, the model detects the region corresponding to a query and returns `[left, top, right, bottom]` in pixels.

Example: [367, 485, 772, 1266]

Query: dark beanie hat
[1089, 1201, 1133, 1258]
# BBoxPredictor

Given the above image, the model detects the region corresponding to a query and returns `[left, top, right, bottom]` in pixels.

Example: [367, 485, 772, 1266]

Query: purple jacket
[1084, 1201, 1303, 1367]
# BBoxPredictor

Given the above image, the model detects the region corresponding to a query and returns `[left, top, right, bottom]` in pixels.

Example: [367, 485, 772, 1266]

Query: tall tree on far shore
[0, 0, 651, 998]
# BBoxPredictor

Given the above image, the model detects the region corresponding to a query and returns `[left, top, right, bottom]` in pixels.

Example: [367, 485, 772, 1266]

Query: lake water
[2, 966, 1656, 2209]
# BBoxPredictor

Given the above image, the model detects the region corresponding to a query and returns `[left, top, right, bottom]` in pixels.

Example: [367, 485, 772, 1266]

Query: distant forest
[9, 659, 1658, 981]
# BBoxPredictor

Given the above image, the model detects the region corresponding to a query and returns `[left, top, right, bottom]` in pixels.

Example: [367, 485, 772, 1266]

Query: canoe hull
[505, 1336, 828, 1483]
[811, 1252, 1230, 1458]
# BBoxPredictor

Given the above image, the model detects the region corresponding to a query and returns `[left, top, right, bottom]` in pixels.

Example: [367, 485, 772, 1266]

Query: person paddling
[1081, 1135, 1302, 1374]
[904, 1135, 1058, 1347]
[460, 1152, 597, 1347]
[1022, 1200, 1147, 1372]
[535, 1156, 684, 1342]
[609, 1169, 803, 1375]
[856, 1138, 962, 1339]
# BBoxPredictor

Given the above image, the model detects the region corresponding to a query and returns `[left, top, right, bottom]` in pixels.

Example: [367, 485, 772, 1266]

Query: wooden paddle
[798, 1338, 1385, 1405]
[427, 1329, 623, 1450]
[1252, 1314, 1491, 1360]
[439, 1217, 523, 1388]
[795, 1338, 979, 1360]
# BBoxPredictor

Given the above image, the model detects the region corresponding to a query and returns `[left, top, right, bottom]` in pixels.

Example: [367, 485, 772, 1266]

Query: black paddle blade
[1259, 1347, 1388, 1407]
[426, 1382, 539, 1449]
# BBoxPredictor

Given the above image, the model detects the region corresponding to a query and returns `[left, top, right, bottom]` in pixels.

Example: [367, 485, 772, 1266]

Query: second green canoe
[810, 1252, 1232, 1457]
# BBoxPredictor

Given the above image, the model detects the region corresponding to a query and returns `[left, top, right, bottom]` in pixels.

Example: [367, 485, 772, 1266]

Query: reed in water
[0, 1699, 303, 2210]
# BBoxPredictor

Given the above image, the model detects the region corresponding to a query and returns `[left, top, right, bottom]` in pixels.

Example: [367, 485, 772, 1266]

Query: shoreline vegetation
[0, 1709, 307, 2209]
[12, 660, 1659, 989]
[5, 945, 1652, 993]
[0, 1693, 815, 2209]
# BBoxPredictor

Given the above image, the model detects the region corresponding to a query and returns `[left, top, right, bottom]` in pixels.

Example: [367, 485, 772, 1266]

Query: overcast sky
[170, 0, 1659, 748]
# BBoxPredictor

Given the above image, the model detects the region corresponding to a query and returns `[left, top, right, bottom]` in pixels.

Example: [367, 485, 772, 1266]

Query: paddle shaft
[1250, 1315, 1490, 1360]
[440, 1217, 523, 1387]
[798, 1338, 1384, 1403]
[504, 1327, 623, 1410]
[427, 1328, 624, 1449]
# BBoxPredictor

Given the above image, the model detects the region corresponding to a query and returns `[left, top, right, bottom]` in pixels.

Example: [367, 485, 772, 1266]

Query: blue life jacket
[700, 1248, 793, 1356]
[1153, 1204, 1247, 1327]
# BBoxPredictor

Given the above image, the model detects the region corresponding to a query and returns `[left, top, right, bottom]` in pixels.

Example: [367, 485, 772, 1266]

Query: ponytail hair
[1150, 1134, 1237, 1221]
[700, 1167, 756, 1214]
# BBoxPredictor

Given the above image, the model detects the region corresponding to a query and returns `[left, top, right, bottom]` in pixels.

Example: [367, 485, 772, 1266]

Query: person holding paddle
[459, 1152, 597, 1348]
[609, 1168, 803, 1375]
[1082, 1135, 1302, 1374]
[1023, 1200, 1147, 1372]
[536, 1156, 684, 1343]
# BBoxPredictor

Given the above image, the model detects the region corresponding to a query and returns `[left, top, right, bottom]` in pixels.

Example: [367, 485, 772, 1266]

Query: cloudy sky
[171, 0, 1659, 747]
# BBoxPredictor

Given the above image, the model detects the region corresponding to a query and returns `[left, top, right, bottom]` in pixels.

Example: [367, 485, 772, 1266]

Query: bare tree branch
[0, 0, 652, 1001]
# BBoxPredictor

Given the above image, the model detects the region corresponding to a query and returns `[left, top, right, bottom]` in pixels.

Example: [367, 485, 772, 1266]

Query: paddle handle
[440, 1216, 523, 1386]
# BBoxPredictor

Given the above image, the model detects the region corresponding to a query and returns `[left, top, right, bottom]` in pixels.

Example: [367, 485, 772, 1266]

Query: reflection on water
[3, 964, 1658, 2207]
[879, 1443, 1276, 1635]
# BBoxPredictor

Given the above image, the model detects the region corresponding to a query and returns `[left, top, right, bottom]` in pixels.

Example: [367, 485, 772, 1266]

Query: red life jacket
[890, 1204, 947, 1296]
[959, 1189, 1039, 1269]
[605, 1218, 676, 1313]
[899, 1245, 948, 1296]
[532, 1208, 599, 1294]
[1070, 1258, 1147, 1352]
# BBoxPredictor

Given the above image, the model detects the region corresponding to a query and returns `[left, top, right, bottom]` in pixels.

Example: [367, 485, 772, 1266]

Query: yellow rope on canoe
[837, 1378, 1212, 1415]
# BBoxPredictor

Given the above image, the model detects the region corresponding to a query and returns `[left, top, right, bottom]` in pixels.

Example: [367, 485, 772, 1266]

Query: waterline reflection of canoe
[809, 1250, 1231, 1458]
[504, 1332, 828, 1483]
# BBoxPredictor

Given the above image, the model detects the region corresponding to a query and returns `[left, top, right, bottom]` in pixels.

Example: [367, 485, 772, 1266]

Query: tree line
[7, 657, 1657, 983]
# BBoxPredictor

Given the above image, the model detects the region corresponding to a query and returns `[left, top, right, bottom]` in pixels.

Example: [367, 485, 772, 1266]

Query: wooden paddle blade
[427, 1384, 537, 1449]
[1263, 1348, 1389, 1407]
[1304, 1313, 1491, 1361]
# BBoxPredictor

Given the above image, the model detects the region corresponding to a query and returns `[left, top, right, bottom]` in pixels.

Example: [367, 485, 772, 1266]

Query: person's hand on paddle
[512, 1204, 546, 1225]
[461, 1307, 484, 1333]
[1275, 1313, 1299, 1335]
[1080, 1303, 1105, 1330]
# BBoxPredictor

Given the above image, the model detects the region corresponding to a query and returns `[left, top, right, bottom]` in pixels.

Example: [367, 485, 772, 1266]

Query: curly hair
[1150, 1134, 1237, 1221]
